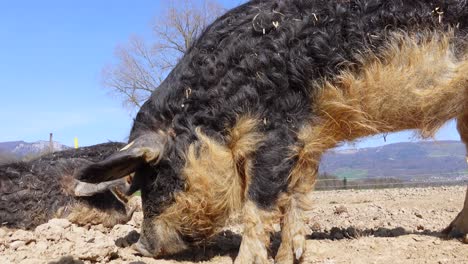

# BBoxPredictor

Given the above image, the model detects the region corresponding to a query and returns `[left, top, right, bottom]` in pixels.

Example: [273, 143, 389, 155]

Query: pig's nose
[131, 238, 154, 257]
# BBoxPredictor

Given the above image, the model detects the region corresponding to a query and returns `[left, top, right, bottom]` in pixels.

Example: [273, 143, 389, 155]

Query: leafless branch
[102, 0, 224, 111]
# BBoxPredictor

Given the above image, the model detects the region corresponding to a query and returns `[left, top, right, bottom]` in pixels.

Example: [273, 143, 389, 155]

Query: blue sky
[0, 0, 460, 148]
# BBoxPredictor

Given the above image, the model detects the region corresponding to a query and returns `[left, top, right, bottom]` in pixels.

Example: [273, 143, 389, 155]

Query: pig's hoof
[442, 211, 468, 243]
[275, 232, 305, 264]
[234, 242, 269, 264]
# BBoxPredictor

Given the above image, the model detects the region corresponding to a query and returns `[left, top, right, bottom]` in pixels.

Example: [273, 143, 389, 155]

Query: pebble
[110, 224, 135, 239]
[48, 218, 71, 229]
[76, 244, 117, 262]
[414, 212, 423, 219]
[35, 223, 63, 241]
[127, 212, 143, 228]
[92, 224, 107, 233]
[9, 230, 35, 243]
[9, 240, 26, 250]
[0, 228, 7, 238]
[35, 241, 48, 252]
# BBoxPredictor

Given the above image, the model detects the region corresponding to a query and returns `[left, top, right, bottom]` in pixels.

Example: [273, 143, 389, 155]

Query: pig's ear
[76, 132, 167, 183]
[73, 177, 130, 197]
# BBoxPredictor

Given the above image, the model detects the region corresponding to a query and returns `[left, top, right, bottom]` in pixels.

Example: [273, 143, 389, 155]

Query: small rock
[76, 245, 117, 262]
[334, 205, 348, 215]
[310, 222, 321, 231]
[128, 196, 142, 212]
[26, 241, 36, 247]
[127, 212, 143, 228]
[35, 241, 48, 252]
[60, 241, 74, 253]
[414, 212, 423, 219]
[0, 228, 7, 238]
[118, 248, 138, 261]
[416, 225, 425, 231]
[63, 231, 78, 243]
[92, 224, 107, 233]
[82, 229, 108, 244]
[9, 230, 35, 243]
[75, 235, 117, 262]
[110, 224, 135, 239]
[12, 254, 27, 262]
[69, 226, 87, 237]
[35, 223, 63, 241]
[48, 218, 71, 229]
[9, 240, 26, 250]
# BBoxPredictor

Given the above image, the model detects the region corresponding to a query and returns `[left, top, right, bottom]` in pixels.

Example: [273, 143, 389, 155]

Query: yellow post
[74, 137, 79, 149]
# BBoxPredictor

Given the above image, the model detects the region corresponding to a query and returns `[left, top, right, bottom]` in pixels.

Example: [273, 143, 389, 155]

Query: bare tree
[102, 0, 225, 110]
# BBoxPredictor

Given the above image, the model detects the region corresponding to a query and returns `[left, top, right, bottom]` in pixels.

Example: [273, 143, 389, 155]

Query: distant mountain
[1, 139, 466, 182]
[320, 141, 468, 181]
[0, 141, 25, 152]
[0, 140, 70, 158]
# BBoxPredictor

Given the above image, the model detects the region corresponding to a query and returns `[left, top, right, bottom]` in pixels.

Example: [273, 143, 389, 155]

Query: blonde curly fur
[157, 116, 265, 241]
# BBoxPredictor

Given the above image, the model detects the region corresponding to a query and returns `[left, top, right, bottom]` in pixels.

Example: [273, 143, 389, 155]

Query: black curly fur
[123, 0, 468, 214]
[0, 142, 127, 229]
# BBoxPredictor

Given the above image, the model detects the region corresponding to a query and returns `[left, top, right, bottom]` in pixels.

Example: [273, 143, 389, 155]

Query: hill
[0, 140, 70, 159]
[320, 141, 467, 182]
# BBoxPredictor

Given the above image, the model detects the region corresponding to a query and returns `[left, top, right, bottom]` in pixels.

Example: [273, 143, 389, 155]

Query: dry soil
[1, 186, 468, 264]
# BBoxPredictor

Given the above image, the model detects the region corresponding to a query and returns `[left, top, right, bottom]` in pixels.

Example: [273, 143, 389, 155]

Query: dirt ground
[1, 186, 468, 264]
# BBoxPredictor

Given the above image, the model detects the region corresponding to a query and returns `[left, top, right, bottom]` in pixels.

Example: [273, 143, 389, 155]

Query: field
[1, 186, 468, 264]
[332, 168, 368, 179]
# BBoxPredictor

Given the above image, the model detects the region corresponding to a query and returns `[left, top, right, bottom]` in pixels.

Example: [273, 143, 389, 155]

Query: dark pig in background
[1, 142, 137, 230]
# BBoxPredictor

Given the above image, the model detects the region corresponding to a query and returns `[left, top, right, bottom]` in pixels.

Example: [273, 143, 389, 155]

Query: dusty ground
[1, 186, 468, 264]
